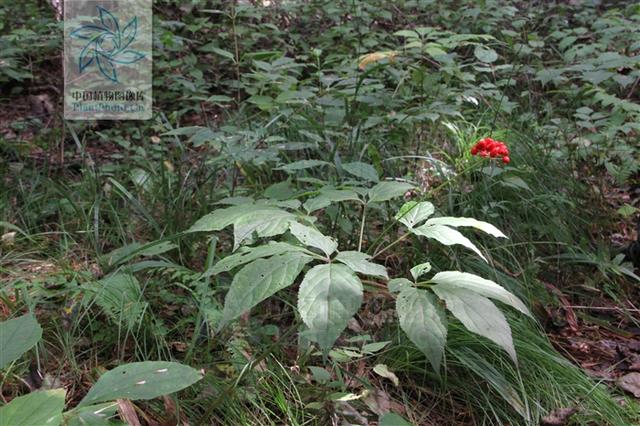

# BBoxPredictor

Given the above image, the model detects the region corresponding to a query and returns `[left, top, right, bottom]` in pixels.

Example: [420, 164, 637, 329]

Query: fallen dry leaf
[618, 372, 640, 397]
[117, 399, 141, 426]
[541, 407, 578, 425]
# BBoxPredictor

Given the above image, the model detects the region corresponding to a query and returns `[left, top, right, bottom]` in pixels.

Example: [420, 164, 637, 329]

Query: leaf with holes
[432, 285, 517, 362]
[220, 252, 312, 326]
[0, 314, 42, 369]
[298, 264, 363, 350]
[397, 287, 447, 371]
[78, 362, 203, 407]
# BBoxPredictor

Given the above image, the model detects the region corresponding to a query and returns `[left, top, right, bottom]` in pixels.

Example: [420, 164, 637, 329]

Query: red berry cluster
[470, 138, 510, 164]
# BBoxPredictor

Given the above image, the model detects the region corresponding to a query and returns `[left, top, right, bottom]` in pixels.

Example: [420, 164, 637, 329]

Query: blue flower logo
[70, 6, 145, 83]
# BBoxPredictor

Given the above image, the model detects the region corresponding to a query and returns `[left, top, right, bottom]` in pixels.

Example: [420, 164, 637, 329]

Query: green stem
[358, 204, 367, 252]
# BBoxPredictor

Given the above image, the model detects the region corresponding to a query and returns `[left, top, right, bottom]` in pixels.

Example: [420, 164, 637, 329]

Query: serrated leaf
[342, 162, 379, 183]
[187, 205, 291, 233]
[397, 288, 447, 371]
[0, 389, 65, 426]
[412, 224, 487, 261]
[335, 251, 388, 279]
[368, 181, 414, 203]
[395, 201, 435, 228]
[78, 362, 202, 407]
[430, 271, 531, 316]
[221, 253, 311, 326]
[432, 285, 517, 362]
[289, 222, 337, 257]
[207, 242, 308, 275]
[423, 217, 507, 238]
[298, 264, 363, 350]
[0, 314, 42, 369]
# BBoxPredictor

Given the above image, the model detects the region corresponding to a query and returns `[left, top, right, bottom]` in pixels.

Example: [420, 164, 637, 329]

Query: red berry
[502, 156, 510, 164]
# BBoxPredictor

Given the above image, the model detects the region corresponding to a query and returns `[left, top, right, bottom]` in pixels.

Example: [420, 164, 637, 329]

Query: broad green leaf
[78, 362, 203, 407]
[207, 242, 308, 275]
[410, 262, 432, 280]
[298, 264, 363, 350]
[474, 45, 498, 63]
[275, 160, 332, 172]
[423, 217, 507, 238]
[430, 271, 531, 316]
[289, 222, 337, 257]
[397, 288, 447, 371]
[0, 314, 42, 369]
[221, 253, 311, 326]
[303, 188, 362, 213]
[335, 251, 388, 279]
[342, 162, 379, 183]
[380, 412, 413, 426]
[395, 201, 435, 228]
[368, 181, 414, 203]
[388, 278, 412, 293]
[412, 224, 487, 261]
[432, 285, 517, 362]
[0, 389, 65, 426]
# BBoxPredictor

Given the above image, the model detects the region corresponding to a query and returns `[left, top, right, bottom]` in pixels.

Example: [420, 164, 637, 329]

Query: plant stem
[358, 204, 367, 252]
